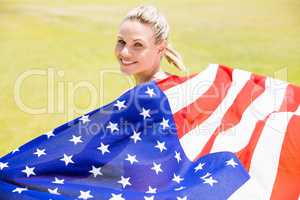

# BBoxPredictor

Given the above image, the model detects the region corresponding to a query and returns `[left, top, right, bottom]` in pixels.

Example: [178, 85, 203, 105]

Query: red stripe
[194, 74, 266, 159]
[269, 115, 300, 200]
[156, 73, 198, 91]
[279, 84, 300, 112]
[174, 65, 233, 139]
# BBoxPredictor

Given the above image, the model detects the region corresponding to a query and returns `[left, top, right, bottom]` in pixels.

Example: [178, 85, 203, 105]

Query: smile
[121, 59, 137, 65]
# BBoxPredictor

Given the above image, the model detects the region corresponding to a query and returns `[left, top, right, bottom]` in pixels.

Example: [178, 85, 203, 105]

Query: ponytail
[164, 43, 186, 71]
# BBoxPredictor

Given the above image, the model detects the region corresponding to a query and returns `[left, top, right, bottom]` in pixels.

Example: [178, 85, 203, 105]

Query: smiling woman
[114, 5, 186, 85]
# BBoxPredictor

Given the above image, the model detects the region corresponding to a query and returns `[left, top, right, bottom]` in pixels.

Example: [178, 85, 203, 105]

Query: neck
[133, 68, 165, 85]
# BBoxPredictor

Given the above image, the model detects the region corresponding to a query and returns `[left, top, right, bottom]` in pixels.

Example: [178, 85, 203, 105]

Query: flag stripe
[195, 74, 266, 157]
[270, 113, 300, 200]
[179, 68, 251, 161]
[157, 73, 198, 91]
[162, 63, 219, 114]
[209, 78, 288, 154]
[174, 64, 233, 138]
[229, 111, 294, 200]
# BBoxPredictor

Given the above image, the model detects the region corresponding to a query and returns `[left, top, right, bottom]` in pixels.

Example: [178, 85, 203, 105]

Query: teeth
[121, 59, 135, 65]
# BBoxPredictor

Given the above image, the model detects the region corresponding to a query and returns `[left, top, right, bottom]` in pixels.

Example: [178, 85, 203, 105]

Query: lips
[120, 59, 137, 66]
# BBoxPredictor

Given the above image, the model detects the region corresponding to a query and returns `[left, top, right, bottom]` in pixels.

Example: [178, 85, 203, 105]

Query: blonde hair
[122, 5, 186, 71]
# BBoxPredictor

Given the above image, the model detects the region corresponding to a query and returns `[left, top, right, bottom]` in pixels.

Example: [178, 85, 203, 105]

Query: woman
[114, 5, 186, 85]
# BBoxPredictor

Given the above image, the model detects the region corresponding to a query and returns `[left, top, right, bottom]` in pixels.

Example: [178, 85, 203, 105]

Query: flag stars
[144, 196, 154, 200]
[130, 130, 142, 143]
[177, 196, 188, 200]
[48, 187, 60, 195]
[69, 135, 83, 145]
[11, 148, 20, 154]
[89, 166, 103, 177]
[97, 142, 110, 155]
[109, 193, 125, 200]
[12, 187, 28, 194]
[106, 121, 119, 133]
[52, 177, 64, 184]
[33, 148, 46, 157]
[226, 158, 238, 168]
[78, 190, 93, 200]
[146, 186, 157, 194]
[44, 131, 55, 139]
[118, 176, 131, 188]
[79, 115, 90, 124]
[203, 176, 218, 186]
[0, 162, 8, 170]
[22, 166, 36, 177]
[194, 162, 205, 172]
[125, 154, 138, 165]
[151, 162, 163, 174]
[172, 174, 184, 184]
[140, 107, 151, 119]
[174, 151, 181, 163]
[114, 100, 127, 110]
[154, 140, 167, 152]
[160, 118, 170, 130]
[60, 154, 74, 166]
[145, 87, 156, 97]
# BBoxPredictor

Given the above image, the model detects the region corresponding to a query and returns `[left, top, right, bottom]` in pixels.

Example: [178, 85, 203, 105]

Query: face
[115, 20, 166, 76]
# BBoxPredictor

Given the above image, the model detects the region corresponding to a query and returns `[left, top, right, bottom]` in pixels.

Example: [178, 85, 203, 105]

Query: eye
[134, 42, 143, 48]
[117, 39, 126, 45]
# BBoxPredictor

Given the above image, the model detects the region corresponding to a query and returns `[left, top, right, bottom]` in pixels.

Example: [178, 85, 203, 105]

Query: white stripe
[295, 104, 300, 116]
[228, 112, 293, 200]
[210, 78, 288, 153]
[164, 63, 219, 114]
[179, 69, 251, 161]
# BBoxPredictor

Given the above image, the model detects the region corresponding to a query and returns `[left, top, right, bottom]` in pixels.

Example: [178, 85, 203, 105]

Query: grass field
[0, 0, 299, 156]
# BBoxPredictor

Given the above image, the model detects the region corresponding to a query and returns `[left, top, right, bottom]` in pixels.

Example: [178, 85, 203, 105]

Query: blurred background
[0, 0, 299, 156]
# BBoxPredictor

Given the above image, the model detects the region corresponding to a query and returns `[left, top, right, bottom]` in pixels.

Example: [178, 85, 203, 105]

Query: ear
[157, 40, 167, 55]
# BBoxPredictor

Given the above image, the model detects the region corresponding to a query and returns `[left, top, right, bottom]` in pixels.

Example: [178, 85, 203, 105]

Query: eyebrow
[117, 36, 145, 42]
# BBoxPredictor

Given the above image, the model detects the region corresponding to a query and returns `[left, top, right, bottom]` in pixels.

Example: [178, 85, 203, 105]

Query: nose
[119, 46, 131, 58]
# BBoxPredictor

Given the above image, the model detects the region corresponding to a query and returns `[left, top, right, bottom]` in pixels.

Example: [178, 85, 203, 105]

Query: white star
[79, 115, 90, 124]
[44, 131, 55, 139]
[151, 162, 163, 174]
[52, 177, 64, 184]
[11, 148, 20, 154]
[172, 174, 184, 184]
[200, 172, 212, 179]
[60, 154, 74, 166]
[0, 162, 8, 170]
[78, 190, 93, 200]
[194, 162, 205, 172]
[144, 196, 154, 200]
[154, 140, 167, 152]
[140, 107, 151, 119]
[125, 154, 138, 165]
[130, 130, 142, 143]
[106, 121, 119, 133]
[22, 166, 36, 177]
[174, 151, 181, 163]
[160, 118, 170, 130]
[146, 186, 157, 194]
[203, 176, 218, 186]
[12, 187, 28, 194]
[69, 135, 83, 145]
[33, 148, 46, 157]
[145, 87, 156, 97]
[226, 158, 238, 168]
[114, 100, 127, 110]
[109, 193, 125, 200]
[118, 176, 131, 188]
[89, 166, 103, 177]
[48, 187, 60, 195]
[177, 196, 188, 200]
[97, 142, 110, 155]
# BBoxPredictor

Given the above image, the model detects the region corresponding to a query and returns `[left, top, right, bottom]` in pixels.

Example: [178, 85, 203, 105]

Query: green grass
[0, 0, 299, 156]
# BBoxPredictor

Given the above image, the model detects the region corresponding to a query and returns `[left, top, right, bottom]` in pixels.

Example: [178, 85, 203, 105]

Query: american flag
[0, 64, 299, 199]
